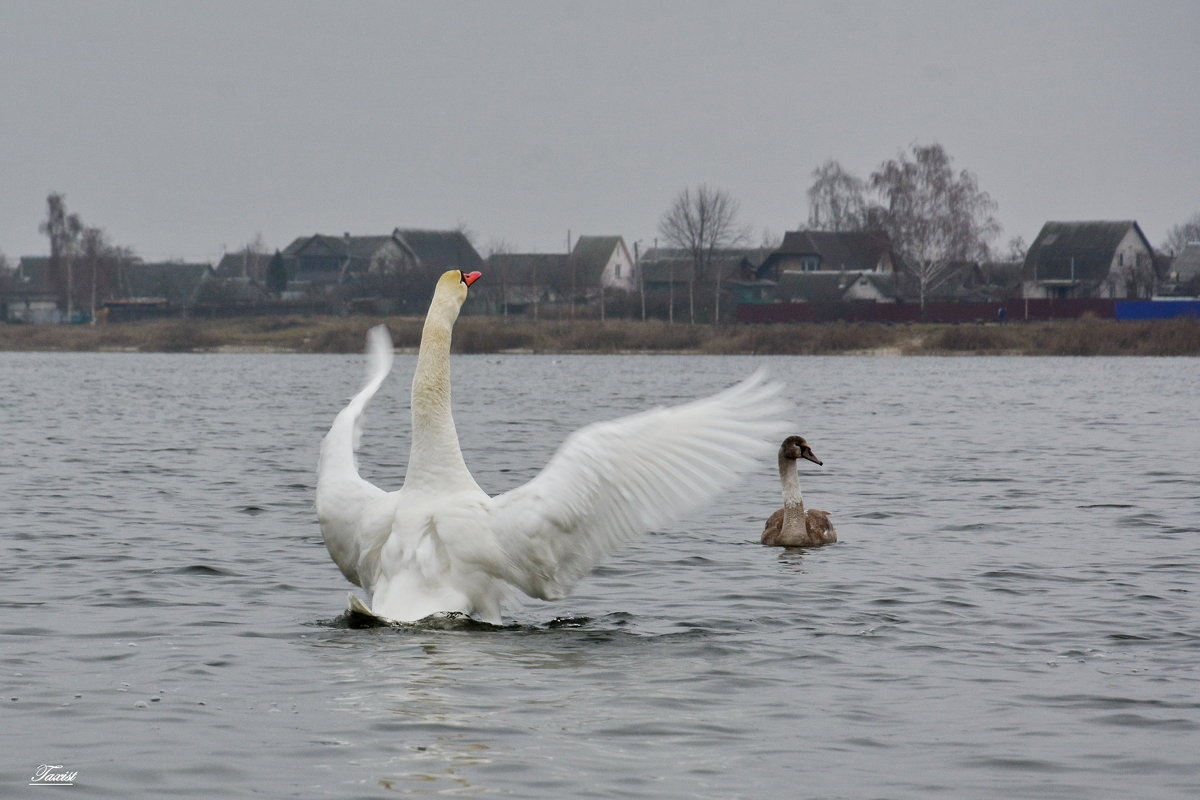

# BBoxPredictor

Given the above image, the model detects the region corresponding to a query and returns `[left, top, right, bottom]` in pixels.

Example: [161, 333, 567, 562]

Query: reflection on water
[2, 352, 1198, 798]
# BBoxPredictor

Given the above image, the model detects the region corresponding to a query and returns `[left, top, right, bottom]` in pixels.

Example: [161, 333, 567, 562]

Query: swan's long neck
[779, 453, 805, 511]
[405, 294, 472, 489]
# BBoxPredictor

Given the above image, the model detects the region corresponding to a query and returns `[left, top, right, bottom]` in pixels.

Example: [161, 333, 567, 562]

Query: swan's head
[434, 269, 483, 307]
[780, 435, 822, 466]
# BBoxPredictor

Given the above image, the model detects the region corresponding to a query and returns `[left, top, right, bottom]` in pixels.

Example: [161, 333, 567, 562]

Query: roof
[639, 258, 695, 284]
[283, 233, 396, 260]
[973, 260, 1023, 288]
[284, 229, 483, 274]
[12, 256, 53, 291]
[1022, 221, 1151, 283]
[639, 247, 769, 285]
[394, 229, 484, 272]
[486, 253, 569, 286]
[116, 261, 213, 304]
[215, 250, 284, 278]
[571, 236, 623, 282]
[765, 230, 894, 272]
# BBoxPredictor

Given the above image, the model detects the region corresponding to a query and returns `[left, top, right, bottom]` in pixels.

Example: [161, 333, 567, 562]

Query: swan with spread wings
[316, 269, 787, 624]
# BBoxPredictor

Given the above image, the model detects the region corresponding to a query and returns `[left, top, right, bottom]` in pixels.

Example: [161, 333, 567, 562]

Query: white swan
[761, 435, 837, 547]
[316, 269, 788, 623]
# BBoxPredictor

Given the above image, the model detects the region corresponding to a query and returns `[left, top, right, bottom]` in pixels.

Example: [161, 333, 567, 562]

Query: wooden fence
[736, 299, 1118, 324]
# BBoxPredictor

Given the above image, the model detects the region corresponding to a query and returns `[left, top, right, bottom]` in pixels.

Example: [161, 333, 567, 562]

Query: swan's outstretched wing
[316, 325, 394, 587]
[488, 371, 789, 600]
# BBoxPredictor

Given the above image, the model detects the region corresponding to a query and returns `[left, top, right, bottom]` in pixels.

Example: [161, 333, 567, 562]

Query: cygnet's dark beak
[801, 448, 823, 466]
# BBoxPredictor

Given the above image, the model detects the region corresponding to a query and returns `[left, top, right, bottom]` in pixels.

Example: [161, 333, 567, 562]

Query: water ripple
[3, 353, 1199, 798]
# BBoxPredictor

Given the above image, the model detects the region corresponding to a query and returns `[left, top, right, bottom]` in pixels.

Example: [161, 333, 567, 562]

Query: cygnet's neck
[779, 453, 805, 511]
[406, 294, 470, 488]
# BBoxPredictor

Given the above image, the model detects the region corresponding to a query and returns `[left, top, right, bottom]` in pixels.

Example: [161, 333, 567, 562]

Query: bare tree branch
[806, 159, 867, 231]
[1162, 211, 1200, 255]
[868, 143, 1000, 313]
[658, 184, 747, 323]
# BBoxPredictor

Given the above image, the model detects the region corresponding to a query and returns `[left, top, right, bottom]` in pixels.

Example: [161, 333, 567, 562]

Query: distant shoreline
[1, 315, 1198, 356]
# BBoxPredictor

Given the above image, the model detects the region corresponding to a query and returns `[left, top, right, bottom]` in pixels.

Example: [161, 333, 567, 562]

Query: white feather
[488, 370, 788, 600]
[315, 325, 393, 588]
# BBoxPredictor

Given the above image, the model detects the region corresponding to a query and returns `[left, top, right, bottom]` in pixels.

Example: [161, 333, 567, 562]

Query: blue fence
[1115, 301, 1200, 320]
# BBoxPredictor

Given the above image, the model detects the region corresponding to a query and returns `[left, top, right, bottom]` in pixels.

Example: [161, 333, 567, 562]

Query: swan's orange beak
[463, 271, 482, 287]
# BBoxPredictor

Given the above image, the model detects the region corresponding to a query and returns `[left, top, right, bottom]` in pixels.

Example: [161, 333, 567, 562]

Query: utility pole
[567, 229, 575, 319]
[636, 240, 645, 322]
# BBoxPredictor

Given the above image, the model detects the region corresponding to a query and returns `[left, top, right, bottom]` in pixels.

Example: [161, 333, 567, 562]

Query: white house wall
[601, 243, 636, 291]
[1103, 228, 1154, 298]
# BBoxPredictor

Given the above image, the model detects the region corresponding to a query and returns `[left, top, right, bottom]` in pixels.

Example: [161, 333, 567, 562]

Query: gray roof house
[1021, 221, 1156, 299]
[115, 261, 215, 308]
[282, 228, 484, 312]
[1, 256, 61, 323]
[283, 229, 483, 284]
[215, 250, 284, 282]
[638, 247, 768, 289]
[760, 230, 897, 280]
[571, 236, 636, 293]
[484, 237, 636, 314]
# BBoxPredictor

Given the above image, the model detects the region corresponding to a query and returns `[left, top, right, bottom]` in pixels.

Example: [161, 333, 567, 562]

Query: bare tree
[759, 227, 784, 250]
[79, 227, 135, 323]
[1162, 211, 1200, 255]
[658, 184, 747, 324]
[806, 159, 868, 231]
[238, 233, 271, 281]
[39, 193, 83, 318]
[1006, 236, 1028, 263]
[80, 227, 107, 324]
[868, 143, 1000, 315]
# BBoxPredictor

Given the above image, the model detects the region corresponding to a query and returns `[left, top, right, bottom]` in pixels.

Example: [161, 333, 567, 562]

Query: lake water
[2, 350, 1198, 798]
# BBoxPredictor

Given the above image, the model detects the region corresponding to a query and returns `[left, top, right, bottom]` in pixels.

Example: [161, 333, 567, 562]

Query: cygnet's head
[779, 435, 823, 466]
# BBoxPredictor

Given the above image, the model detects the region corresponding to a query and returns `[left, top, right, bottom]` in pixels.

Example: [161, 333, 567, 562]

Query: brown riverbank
[1, 315, 1198, 356]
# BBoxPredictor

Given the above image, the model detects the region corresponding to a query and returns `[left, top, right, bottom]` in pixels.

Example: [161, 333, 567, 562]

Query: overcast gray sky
[2, 0, 1197, 263]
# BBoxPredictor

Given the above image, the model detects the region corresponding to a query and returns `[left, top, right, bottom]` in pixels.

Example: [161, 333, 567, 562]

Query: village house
[2, 257, 62, 323]
[281, 228, 484, 313]
[485, 253, 570, 314]
[751, 230, 900, 305]
[1021, 221, 1157, 299]
[0, 256, 218, 322]
[484, 236, 636, 316]
[215, 249, 279, 282]
[637, 247, 768, 295]
[759, 230, 897, 279]
[953, 261, 1025, 303]
[637, 250, 694, 295]
[571, 236, 636, 294]
[105, 261, 216, 319]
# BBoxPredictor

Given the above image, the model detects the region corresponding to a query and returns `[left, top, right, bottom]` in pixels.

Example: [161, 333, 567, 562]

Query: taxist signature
[30, 764, 78, 785]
